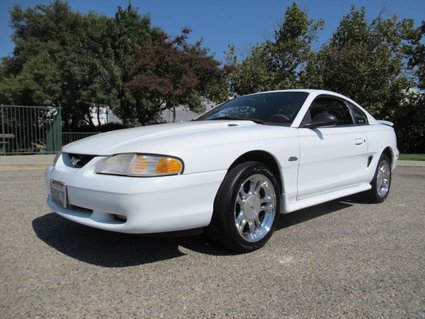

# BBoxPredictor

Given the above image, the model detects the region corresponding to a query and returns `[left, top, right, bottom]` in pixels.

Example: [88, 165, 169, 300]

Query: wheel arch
[382, 146, 394, 166]
[228, 150, 283, 193]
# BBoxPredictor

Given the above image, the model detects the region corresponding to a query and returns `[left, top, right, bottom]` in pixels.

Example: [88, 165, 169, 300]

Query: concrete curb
[0, 154, 424, 171]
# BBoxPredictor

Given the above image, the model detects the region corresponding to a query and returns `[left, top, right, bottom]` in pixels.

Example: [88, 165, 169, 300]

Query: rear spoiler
[377, 120, 394, 127]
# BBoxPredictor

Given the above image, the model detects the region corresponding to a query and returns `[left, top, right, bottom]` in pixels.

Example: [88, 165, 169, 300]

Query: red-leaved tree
[127, 28, 225, 123]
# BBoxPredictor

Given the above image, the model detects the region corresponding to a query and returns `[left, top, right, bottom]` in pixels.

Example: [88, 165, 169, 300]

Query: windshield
[196, 91, 309, 126]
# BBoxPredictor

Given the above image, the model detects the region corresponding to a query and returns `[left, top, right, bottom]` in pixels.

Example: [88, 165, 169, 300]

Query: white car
[46, 90, 398, 252]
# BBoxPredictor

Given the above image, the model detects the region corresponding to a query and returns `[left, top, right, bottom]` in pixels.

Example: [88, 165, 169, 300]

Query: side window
[347, 102, 369, 125]
[305, 97, 354, 125]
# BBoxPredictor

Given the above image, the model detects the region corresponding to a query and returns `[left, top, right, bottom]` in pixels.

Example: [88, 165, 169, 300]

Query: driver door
[297, 96, 369, 200]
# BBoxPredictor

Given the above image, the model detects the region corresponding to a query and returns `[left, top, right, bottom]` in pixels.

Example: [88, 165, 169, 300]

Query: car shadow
[33, 199, 354, 267]
[277, 198, 353, 230]
[32, 213, 234, 267]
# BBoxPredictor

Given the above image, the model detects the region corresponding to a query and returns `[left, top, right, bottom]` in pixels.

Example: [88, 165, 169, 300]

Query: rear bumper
[45, 156, 226, 234]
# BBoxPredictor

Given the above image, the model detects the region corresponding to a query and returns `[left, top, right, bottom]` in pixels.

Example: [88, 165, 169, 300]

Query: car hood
[62, 121, 278, 156]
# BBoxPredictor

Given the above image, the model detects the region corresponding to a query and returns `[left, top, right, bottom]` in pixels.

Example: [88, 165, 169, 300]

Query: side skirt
[281, 183, 371, 214]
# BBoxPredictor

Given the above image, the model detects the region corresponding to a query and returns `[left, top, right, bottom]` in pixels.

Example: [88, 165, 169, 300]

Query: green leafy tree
[0, 1, 156, 130]
[394, 20, 425, 153]
[393, 92, 425, 152]
[304, 7, 423, 152]
[271, 3, 324, 87]
[228, 3, 323, 95]
[0, 50, 60, 105]
[0, 0, 100, 127]
[0, 1, 73, 106]
[108, 4, 157, 126]
[58, 12, 136, 129]
[226, 44, 277, 95]
[306, 7, 414, 119]
[406, 21, 425, 89]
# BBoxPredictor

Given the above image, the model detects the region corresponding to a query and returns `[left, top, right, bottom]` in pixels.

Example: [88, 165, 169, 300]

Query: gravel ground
[0, 167, 424, 318]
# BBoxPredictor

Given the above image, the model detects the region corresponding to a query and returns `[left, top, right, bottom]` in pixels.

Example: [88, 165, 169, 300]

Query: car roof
[246, 89, 361, 107]
[247, 89, 340, 96]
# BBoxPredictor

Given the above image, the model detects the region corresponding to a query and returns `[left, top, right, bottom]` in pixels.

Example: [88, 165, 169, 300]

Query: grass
[399, 153, 425, 161]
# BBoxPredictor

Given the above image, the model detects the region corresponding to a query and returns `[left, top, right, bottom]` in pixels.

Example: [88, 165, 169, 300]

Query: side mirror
[302, 113, 337, 128]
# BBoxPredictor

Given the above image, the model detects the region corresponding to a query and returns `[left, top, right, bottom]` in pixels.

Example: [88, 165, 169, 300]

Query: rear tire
[363, 154, 392, 203]
[207, 161, 280, 253]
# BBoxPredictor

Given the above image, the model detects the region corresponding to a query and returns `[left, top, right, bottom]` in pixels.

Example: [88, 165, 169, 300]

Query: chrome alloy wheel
[376, 160, 391, 198]
[234, 174, 277, 242]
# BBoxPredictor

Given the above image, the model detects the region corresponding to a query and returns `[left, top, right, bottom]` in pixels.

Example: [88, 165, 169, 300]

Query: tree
[271, 3, 324, 87]
[0, 0, 157, 130]
[394, 20, 425, 153]
[0, 50, 60, 105]
[1, 0, 224, 127]
[0, 1, 73, 106]
[406, 21, 425, 89]
[393, 91, 425, 153]
[0, 0, 107, 126]
[306, 7, 414, 119]
[228, 3, 323, 95]
[226, 44, 276, 95]
[304, 7, 423, 152]
[107, 4, 157, 126]
[126, 28, 224, 123]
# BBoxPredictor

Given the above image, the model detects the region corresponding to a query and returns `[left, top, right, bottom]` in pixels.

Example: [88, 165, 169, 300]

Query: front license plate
[50, 179, 67, 208]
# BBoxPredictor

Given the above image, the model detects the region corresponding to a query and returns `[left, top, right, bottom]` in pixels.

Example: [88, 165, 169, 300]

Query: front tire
[207, 161, 280, 253]
[363, 154, 392, 203]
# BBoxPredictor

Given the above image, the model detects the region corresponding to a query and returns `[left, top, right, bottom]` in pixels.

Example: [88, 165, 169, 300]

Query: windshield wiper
[210, 116, 264, 124]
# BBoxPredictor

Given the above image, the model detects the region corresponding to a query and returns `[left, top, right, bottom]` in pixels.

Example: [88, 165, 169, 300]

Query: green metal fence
[1, 105, 100, 155]
[1, 105, 62, 155]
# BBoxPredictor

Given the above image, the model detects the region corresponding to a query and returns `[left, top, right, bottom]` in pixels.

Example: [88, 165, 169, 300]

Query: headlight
[95, 154, 184, 177]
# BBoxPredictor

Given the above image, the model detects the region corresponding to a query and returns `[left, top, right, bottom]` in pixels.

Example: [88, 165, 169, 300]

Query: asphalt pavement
[0, 166, 424, 318]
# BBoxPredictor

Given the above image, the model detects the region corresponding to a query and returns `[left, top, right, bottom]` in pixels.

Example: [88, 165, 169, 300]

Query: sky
[1, 0, 424, 63]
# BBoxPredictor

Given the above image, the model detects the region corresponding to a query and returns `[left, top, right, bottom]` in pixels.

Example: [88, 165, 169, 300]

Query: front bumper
[45, 155, 226, 234]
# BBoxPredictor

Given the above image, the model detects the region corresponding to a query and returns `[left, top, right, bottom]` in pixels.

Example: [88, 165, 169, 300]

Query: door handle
[355, 138, 365, 145]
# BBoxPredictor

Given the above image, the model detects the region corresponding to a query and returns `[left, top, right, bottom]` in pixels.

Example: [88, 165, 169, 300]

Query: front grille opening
[64, 153, 96, 168]
[66, 205, 127, 224]
[66, 205, 93, 217]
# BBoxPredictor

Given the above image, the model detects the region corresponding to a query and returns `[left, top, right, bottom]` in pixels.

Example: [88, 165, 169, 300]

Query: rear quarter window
[348, 102, 369, 125]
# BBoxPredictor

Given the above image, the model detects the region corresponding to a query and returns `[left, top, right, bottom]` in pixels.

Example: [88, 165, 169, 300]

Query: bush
[393, 93, 425, 153]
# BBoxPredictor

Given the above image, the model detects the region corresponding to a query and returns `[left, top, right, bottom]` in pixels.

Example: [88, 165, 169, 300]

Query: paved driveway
[0, 167, 424, 318]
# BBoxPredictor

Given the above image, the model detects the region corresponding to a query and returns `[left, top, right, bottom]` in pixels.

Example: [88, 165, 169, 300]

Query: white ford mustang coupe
[46, 90, 398, 252]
